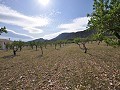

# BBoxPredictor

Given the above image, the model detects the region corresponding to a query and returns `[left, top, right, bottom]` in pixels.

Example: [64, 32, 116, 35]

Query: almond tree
[108, 0, 120, 44]
[81, 38, 88, 53]
[12, 41, 19, 56]
[57, 40, 62, 48]
[48, 42, 53, 47]
[38, 42, 43, 56]
[53, 42, 57, 49]
[33, 41, 38, 51]
[87, 0, 120, 45]
[5, 43, 11, 50]
[63, 40, 68, 46]
[44, 42, 47, 49]
[18, 40, 24, 51]
[29, 41, 34, 49]
[74, 38, 88, 53]
[74, 38, 82, 49]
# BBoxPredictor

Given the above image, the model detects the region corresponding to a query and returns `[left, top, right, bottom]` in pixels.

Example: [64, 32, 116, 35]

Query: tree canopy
[87, 0, 120, 44]
[0, 26, 7, 35]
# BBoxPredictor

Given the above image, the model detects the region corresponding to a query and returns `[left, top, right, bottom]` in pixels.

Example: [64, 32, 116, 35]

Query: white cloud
[49, 10, 61, 16]
[0, 28, 35, 40]
[0, 4, 50, 34]
[43, 17, 90, 40]
[58, 17, 90, 32]
[7, 29, 35, 39]
[23, 27, 43, 34]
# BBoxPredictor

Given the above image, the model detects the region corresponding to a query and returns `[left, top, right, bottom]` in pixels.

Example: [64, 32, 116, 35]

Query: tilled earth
[0, 43, 120, 90]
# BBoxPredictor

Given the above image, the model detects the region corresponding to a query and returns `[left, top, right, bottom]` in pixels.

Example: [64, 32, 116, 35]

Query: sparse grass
[0, 42, 120, 90]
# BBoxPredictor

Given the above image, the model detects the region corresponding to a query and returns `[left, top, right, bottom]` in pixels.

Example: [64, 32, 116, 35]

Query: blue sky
[0, 0, 93, 41]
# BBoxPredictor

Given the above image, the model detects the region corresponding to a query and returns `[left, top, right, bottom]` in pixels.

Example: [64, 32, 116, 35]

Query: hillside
[31, 38, 45, 42]
[51, 30, 95, 41]
[31, 30, 95, 42]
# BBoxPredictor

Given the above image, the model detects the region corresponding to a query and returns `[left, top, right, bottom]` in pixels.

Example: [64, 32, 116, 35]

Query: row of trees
[4, 35, 118, 57]
[4, 39, 72, 56]
[0, 26, 118, 56]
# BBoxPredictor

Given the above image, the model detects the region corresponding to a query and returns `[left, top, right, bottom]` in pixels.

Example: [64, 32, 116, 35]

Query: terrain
[0, 42, 120, 90]
[32, 30, 95, 42]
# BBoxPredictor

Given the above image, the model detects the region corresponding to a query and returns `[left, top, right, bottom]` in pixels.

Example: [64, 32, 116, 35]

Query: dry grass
[0, 42, 120, 90]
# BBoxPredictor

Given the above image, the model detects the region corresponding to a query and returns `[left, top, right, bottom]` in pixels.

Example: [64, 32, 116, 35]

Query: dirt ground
[0, 42, 120, 90]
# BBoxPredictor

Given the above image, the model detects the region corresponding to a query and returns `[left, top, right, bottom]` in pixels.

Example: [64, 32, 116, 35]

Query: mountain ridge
[31, 30, 95, 42]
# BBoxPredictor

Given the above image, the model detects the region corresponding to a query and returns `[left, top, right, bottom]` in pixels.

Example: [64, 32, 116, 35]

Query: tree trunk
[77, 43, 82, 49]
[35, 45, 37, 51]
[60, 44, 61, 48]
[82, 43, 87, 53]
[19, 46, 22, 51]
[13, 47, 18, 56]
[55, 44, 57, 49]
[13, 50, 16, 56]
[40, 46, 43, 55]
[98, 41, 101, 45]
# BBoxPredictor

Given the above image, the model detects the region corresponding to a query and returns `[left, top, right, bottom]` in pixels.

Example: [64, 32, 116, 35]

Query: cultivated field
[0, 42, 120, 90]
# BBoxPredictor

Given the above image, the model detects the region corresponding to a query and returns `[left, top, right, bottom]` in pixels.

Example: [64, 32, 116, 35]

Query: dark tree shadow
[36, 55, 43, 58]
[87, 53, 104, 60]
[2, 55, 15, 59]
[2, 55, 19, 59]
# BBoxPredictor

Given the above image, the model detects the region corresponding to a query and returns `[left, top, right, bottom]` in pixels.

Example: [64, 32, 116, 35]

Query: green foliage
[74, 38, 81, 44]
[44, 42, 47, 49]
[12, 41, 19, 47]
[104, 37, 119, 47]
[88, 0, 120, 45]
[11, 40, 24, 50]
[74, 38, 88, 53]
[74, 38, 89, 44]
[29, 41, 34, 49]
[0, 26, 7, 35]
[93, 33, 104, 41]
[5, 43, 11, 50]
[18, 40, 24, 46]
[57, 40, 62, 44]
[28, 41, 44, 54]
